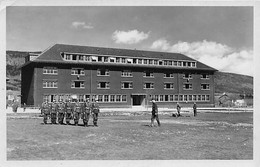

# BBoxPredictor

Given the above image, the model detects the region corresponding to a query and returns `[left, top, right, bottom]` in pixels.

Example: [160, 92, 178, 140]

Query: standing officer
[41, 100, 50, 124]
[193, 102, 197, 117]
[176, 102, 181, 117]
[57, 99, 66, 124]
[150, 99, 161, 127]
[74, 99, 82, 126]
[50, 99, 58, 124]
[82, 98, 91, 127]
[91, 98, 100, 127]
[65, 98, 73, 125]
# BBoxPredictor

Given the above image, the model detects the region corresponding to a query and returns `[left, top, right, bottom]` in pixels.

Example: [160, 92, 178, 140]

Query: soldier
[57, 99, 66, 124]
[82, 98, 91, 127]
[150, 99, 161, 127]
[74, 99, 82, 126]
[65, 98, 73, 125]
[193, 102, 197, 117]
[50, 99, 58, 124]
[41, 100, 50, 124]
[177, 102, 181, 117]
[91, 98, 100, 127]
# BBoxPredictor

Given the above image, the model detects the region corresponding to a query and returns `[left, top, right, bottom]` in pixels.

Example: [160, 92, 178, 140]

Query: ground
[6, 111, 253, 160]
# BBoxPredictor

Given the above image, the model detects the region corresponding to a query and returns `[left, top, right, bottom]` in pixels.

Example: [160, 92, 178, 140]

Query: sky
[6, 6, 253, 76]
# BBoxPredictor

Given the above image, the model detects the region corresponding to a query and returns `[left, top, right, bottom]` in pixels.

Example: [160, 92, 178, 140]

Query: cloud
[112, 30, 149, 44]
[150, 39, 253, 76]
[71, 21, 94, 29]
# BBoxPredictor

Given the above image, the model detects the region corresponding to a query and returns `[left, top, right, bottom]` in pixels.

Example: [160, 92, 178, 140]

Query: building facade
[21, 44, 217, 108]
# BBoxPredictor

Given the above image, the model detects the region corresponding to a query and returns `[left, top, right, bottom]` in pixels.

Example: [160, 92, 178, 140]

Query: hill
[214, 71, 253, 96]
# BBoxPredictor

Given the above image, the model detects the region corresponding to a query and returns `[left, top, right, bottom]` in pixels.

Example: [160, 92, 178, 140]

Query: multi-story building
[21, 44, 217, 108]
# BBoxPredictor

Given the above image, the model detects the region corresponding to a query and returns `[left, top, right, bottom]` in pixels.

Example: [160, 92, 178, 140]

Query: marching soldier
[177, 102, 181, 117]
[41, 100, 50, 124]
[57, 99, 66, 124]
[193, 102, 197, 117]
[74, 99, 82, 126]
[150, 99, 161, 127]
[91, 98, 100, 127]
[50, 99, 58, 124]
[65, 98, 73, 125]
[82, 98, 91, 127]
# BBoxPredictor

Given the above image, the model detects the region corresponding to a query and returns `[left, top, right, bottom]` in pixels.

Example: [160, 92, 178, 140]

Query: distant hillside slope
[214, 71, 253, 95]
[6, 51, 253, 96]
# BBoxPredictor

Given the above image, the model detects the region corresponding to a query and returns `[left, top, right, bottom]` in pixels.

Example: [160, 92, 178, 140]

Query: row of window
[43, 80, 210, 90]
[43, 67, 210, 79]
[43, 94, 127, 103]
[149, 94, 210, 102]
[43, 94, 210, 103]
[60, 52, 197, 68]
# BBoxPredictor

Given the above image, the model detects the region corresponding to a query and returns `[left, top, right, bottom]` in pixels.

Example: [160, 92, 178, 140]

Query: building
[21, 44, 217, 108]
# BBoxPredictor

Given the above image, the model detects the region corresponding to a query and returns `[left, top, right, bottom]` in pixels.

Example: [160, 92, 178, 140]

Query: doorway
[132, 95, 145, 106]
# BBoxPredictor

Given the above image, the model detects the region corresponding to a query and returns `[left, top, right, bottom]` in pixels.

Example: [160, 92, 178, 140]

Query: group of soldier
[41, 98, 100, 127]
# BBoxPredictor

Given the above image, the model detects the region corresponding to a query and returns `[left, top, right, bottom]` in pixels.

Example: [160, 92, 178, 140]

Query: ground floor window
[148, 94, 211, 102]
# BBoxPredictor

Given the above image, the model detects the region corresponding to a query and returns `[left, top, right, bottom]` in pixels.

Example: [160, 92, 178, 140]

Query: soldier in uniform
[91, 98, 100, 127]
[65, 98, 73, 125]
[74, 99, 82, 126]
[41, 100, 50, 124]
[82, 98, 91, 127]
[57, 99, 66, 124]
[176, 102, 181, 117]
[150, 99, 161, 127]
[50, 99, 58, 124]
[193, 102, 197, 117]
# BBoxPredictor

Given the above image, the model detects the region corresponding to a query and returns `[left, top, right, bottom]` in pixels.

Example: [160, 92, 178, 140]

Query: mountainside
[214, 71, 253, 95]
[6, 51, 253, 96]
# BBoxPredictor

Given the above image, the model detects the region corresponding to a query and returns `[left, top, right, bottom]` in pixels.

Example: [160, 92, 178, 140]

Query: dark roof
[27, 43, 217, 71]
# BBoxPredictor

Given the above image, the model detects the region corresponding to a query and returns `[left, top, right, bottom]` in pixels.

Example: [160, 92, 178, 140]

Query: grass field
[7, 112, 253, 160]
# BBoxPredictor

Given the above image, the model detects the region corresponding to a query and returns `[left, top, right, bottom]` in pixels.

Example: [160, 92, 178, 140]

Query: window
[183, 73, 192, 79]
[173, 61, 178, 66]
[79, 95, 84, 102]
[163, 60, 168, 66]
[154, 60, 158, 65]
[85, 56, 91, 62]
[116, 95, 121, 102]
[206, 95, 210, 101]
[97, 82, 110, 89]
[71, 81, 84, 88]
[178, 61, 182, 66]
[97, 95, 103, 102]
[201, 84, 210, 90]
[78, 55, 84, 61]
[43, 80, 58, 88]
[138, 59, 142, 64]
[121, 82, 133, 89]
[144, 82, 154, 89]
[143, 71, 154, 77]
[174, 95, 179, 101]
[104, 56, 108, 62]
[164, 73, 174, 78]
[110, 95, 115, 102]
[201, 74, 209, 79]
[126, 58, 133, 64]
[159, 61, 163, 65]
[43, 95, 49, 102]
[168, 61, 172, 66]
[72, 54, 77, 61]
[104, 95, 109, 102]
[98, 56, 102, 62]
[65, 54, 71, 60]
[155, 95, 159, 101]
[164, 83, 174, 89]
[121, 58, 126, 63]
[202, 95, 206, 101]
[97, 69, 109, 76]
[169, 95, 174, 101]
[91, 56, 98, 62]
[183, 62, 187, 67]
[189, 95, 192, 101]
[179, 95, 183, 101]
[71, 68, 85, 75]
[149, 59, 153, 65]
[121, 70, 133, 77]
[133, 59, 137, 64]
[198, 95, 201, 101]
[192, 62, 196, 67]
[183, 83, 192, 90]
[184, 95, 188, 101]
[164, 95, 169, 101]
[193, 95, 197, 101]
[122, 95, 127, 102]
[144, 59, 148, 64]
[43, 67, 58, 75]
[116, 57, 120, 63]
[159, 95, 164, 101]
[187, 62, 191, 67]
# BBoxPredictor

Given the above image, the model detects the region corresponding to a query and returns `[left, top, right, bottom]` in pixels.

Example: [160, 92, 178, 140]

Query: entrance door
[132, 95, 145, 106]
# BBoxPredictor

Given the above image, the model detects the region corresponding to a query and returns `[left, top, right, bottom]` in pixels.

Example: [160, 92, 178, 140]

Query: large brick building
[21, 44, 217, 108]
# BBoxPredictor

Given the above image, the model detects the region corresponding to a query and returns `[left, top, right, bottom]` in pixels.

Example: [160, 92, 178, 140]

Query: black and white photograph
[1, 0, 259, 167]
